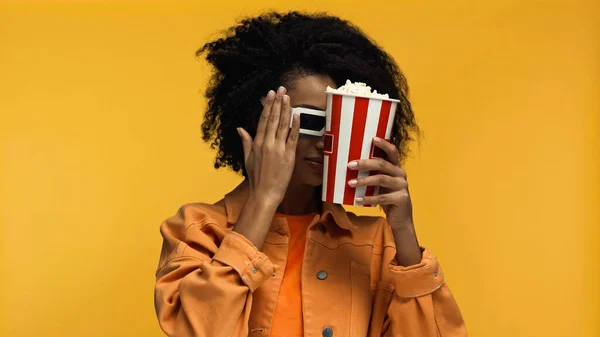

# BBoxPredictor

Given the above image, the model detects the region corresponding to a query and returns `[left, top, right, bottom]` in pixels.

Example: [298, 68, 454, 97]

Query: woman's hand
[237, 86, 300, 206]
[234, 87, 300, 250]
[347, 137, 422, 266]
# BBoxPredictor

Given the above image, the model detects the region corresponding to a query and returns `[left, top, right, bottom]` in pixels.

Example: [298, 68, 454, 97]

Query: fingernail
[373, 137, 381, 143]
[282, 95, 289, 104]
[236, 128, 241, 136]
[355, 197, 364, 203]
[277, 86, 285, 95]
[267, 90, 275, 100]
[348, 179, 357, 187]
[347, 161, 358, 168]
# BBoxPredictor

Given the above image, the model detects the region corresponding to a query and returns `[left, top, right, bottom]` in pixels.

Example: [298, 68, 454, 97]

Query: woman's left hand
[347, 137, 422, 266]
[348, 137, 412, 228]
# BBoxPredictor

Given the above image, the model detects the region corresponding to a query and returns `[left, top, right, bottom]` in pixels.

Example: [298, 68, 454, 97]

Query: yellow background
[1, 1, 598, 336]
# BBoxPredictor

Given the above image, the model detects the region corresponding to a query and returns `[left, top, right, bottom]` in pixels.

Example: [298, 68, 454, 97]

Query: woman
[154, 11, 466, 337]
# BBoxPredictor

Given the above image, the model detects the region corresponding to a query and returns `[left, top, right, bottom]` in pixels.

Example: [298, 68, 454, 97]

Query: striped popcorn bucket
[321, 92, 399, 207]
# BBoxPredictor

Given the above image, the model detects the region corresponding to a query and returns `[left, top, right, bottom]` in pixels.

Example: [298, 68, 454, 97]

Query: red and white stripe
[322, 93, 398, 206]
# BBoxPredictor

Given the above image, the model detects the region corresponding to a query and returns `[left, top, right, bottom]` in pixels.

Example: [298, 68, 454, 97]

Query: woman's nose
[315, 136, 324, 149]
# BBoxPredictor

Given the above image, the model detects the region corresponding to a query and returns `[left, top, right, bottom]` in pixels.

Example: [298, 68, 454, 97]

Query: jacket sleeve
[378, 222, 467, 336]
[154, 205, 277, 337]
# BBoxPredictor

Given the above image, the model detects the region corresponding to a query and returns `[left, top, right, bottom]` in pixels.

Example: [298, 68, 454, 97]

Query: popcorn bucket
[321, 92, 399, 207]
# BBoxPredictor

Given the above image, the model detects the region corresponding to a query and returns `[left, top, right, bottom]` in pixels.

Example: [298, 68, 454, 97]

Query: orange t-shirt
[269, 213, 316, 337]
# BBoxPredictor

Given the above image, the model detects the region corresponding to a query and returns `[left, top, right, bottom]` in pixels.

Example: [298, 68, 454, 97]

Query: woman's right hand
[237, 86, 300, 205]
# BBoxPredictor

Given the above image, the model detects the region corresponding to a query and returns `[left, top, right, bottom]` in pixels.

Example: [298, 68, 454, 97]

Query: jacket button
[317, 270, 327, 280]
[322, 326, 333, 337]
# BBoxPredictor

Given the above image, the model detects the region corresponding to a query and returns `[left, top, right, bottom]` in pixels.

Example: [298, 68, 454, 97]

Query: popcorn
[326, 79, 390, 99]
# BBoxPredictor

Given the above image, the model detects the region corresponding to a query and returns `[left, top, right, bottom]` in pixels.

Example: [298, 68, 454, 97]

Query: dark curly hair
[197, 11, 419, 176]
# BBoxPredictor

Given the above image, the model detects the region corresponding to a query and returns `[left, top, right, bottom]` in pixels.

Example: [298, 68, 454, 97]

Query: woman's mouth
[305, 157, 324, 172]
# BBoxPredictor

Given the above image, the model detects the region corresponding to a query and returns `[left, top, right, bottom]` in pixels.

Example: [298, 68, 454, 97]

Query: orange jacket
[154, 182, 467, 337]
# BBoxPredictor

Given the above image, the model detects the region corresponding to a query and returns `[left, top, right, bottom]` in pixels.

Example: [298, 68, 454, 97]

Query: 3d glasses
[260, 98, 326, 137]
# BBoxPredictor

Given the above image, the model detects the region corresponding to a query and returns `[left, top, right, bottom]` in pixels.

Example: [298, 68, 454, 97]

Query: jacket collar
[224, 180, 353, 230]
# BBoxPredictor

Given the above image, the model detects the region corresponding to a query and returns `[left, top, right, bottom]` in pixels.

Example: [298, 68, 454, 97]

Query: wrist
[389, 218, 415, 233]
[391, 222, 421, 267]
[390, 221, 416, 235]
[247, 192, 281, 210]
[233, 193, 280, 250]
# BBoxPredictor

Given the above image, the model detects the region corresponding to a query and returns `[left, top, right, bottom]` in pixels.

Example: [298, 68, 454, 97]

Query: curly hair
[197, 11, 419, 176]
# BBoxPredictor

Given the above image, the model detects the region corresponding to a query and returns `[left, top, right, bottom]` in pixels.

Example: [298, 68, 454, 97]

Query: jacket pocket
[350, 261, 373, 337]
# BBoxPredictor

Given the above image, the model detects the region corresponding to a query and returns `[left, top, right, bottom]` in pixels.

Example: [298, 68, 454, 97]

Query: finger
[356, 190, 410, 206]
[373, 137, 400, 166]
[348, 158, 405, 177]
[286, 112, 300, 152]
[254, 90, 276, 145]
[276, 94, 291, 141]
[237, 127, 253, 162]
[348, 174, 405, 190]
[265, 86, 286, 141]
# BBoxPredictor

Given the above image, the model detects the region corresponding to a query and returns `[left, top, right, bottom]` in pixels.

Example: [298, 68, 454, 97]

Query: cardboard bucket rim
[325, 91, 401, 103]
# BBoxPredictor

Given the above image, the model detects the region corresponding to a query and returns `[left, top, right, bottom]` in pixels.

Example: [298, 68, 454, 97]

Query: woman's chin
[308, 173, 323, 187]
[297, 173, 323, 187]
